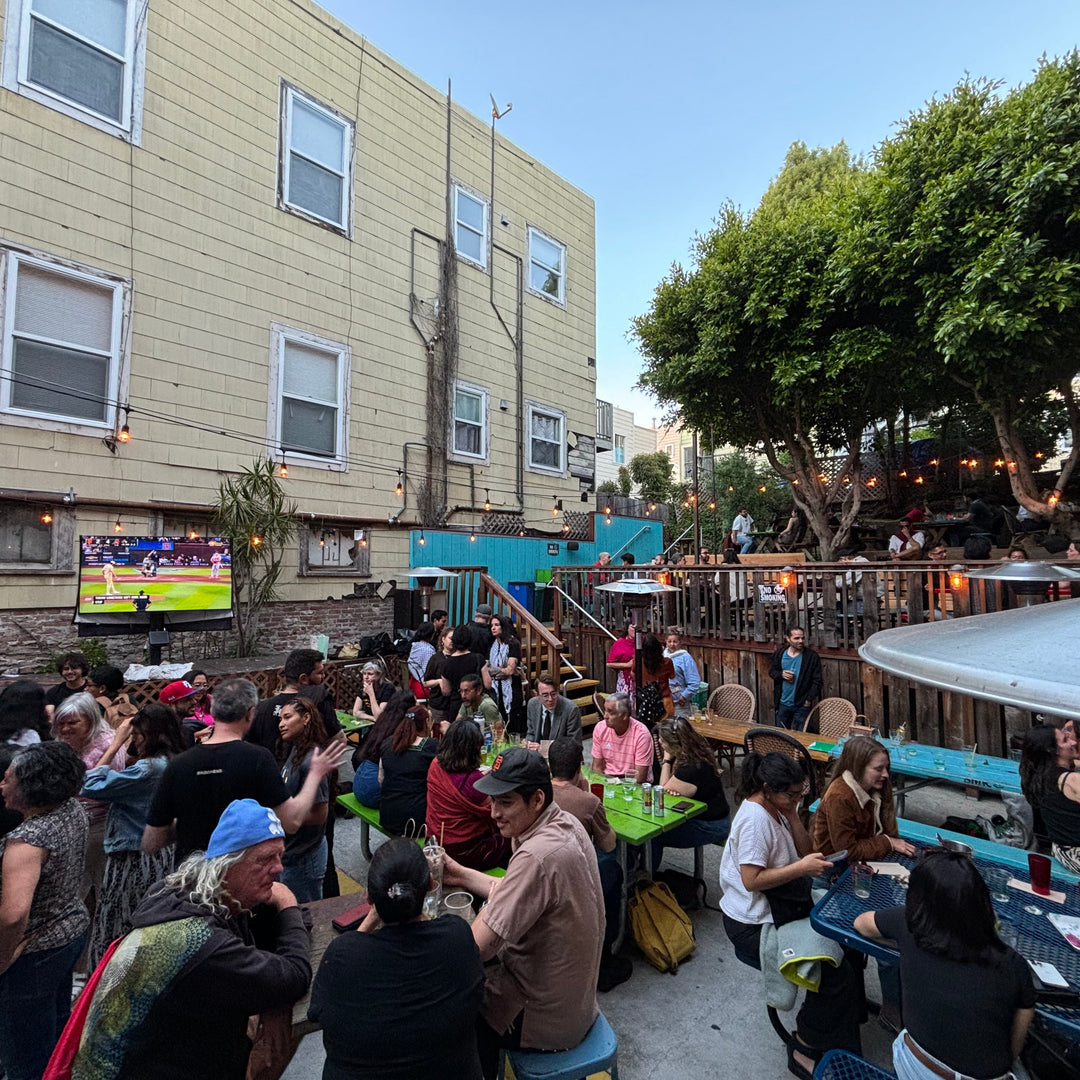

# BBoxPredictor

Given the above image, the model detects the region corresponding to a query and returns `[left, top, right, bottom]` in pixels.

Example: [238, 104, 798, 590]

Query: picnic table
[810, 840, 1080, 1042]
[585, 769, 705, 950]
[698, 714, 835, 763]
[337, 710, 373, 741]
[832, 739, 1020, 813]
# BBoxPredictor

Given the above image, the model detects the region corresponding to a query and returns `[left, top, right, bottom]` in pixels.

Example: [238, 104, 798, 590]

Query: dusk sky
[325, 1, 1080, 425]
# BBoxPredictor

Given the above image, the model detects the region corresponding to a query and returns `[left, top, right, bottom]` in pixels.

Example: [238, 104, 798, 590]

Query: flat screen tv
[78, 536, 232, 616]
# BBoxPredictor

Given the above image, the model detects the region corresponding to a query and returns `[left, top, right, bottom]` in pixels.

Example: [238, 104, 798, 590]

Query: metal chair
[707, 683, 757, 776]
[742, 726, 818, 803]
[802, 697, 858, 740]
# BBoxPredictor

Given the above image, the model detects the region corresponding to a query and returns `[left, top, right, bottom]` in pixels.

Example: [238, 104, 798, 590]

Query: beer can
[641, 782, 652, 811]
[653, 786, 665, 816]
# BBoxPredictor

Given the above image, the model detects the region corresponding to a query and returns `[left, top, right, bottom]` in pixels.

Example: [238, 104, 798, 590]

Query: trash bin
[508, 582, 535, 617]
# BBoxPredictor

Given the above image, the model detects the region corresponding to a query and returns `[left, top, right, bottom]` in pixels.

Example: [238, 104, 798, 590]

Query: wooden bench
[335, 793, 506, 878]
[736, 552, 808, 567]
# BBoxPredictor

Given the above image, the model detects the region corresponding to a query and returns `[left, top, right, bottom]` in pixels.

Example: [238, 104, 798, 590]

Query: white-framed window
[526, 225, 566, 305]
[453, 184, 489, 269]
[614, 434, 626, 464]
[2, 0, 148, 140]
[664, 443, 674, 459]
[279, 84, 354, 233]
[1, 250, 127, 433]
[683, 445, 695, 479]
[451, 380, 488, 462]
[299, 526, 370, 577]
[268, 324, 350, 471]
[526, 402, 565, 475]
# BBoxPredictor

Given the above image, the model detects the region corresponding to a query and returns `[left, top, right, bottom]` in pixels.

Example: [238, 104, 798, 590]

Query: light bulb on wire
[483, 490, 491, 512]
[113, 515, 123, 534]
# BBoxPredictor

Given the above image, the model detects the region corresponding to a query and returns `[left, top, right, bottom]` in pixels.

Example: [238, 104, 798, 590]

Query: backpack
[627, 880, 696, 973]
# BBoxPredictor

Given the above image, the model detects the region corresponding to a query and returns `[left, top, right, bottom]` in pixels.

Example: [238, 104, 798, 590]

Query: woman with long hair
[606, 620, 636, 702]
[310, 838, 483, 1079]
[652, 717, 730, 869]
[0, 740, 89, 1080]
[352, 690, 417, 808]
[426, 719, 510, 870]
[378, 704, 436, 837]
[855, 850, 1035, 1080]
[81, 702, 186, 967]
[1020, 722, 1080, 872]
[488, 615, 525, 734]
[0, 679, 48, 747]
[812, 736, 916, 862]
[277, 696, 332, 901]
[720, 751, 861, 1076]
[638, 633, 675, 725]
[423, 626, 456, 728]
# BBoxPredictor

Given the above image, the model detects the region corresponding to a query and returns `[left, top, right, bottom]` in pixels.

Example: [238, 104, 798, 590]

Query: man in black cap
[443, 747, 604, 1080]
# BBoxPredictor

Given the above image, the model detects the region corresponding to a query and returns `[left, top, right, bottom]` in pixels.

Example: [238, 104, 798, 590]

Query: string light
[1049, 492, 1060, 507]
[552, 496, 560, 517]
[1035, 451, 1044, 459]
[929, 459, 939, 466]
[603, 505, 611, 515]
[251, 535, 262, 547]
[562, 521, 570, 535]
[188, 527, 199, 540]
[994, 459, 1004, 467]
[394, 471, 404, 498]
[899, 470, 907, 478]
[484, 490, 491, 512]
[117, 423, 130, 444]
[113, 515, 123, 533]
[950, 568, 965, 589]
[279, 457, 288, 479]
[605, 515, 612, 526]
[708, 501, 716, 510]
[40, 509, 53, 524]
[418, 529, 426, 546]
[469, 529, 477, 543]
[518, 526, 526, 537]
[759, 485, 767, 493]
[866, 477, 877, 487]
[914, 476, 925, 484]
[649, 503, 657, 512]
[359, 532, 368, 547]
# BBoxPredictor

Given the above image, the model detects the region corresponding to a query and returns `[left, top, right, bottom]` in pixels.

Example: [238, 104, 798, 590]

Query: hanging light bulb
[117, 423, 130, 444]
[562, 521, 570, 534]
[359, 532, 368, 547]
[279, 458, 288, 479]
[867, 477, 877, 487]
[914, 475, 925, 484]
[418, 529, 426, 546]
[394, 471, 404, 498]
[604, 515, 612, 526]
[113, 515, 123, 534]
[188, 527, 198, 540]
[469, 529, 477, 543]
[708, 501, 716, 510]
[552, 496, 559, 516]
[319, 531, 326, 547]
[649, 503, 657, 512]
[251, 535, 262, 547]
[604, 505, 611, 515]
[484, 490, 491, 512]
[41, 509, 53, 525]
[518, 526, 526, 537]
[950, 568, 964, 589]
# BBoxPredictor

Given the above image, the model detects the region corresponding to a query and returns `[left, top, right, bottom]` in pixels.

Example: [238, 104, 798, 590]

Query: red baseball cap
[160, 680, 200, 705]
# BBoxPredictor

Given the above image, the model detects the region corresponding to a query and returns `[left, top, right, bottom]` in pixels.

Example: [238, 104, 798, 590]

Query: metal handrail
[610, 524, 652, 560]
[541, 581, 617, 641]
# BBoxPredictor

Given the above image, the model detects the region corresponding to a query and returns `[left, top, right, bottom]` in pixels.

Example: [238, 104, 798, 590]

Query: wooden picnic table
[696, 714, 834, 762]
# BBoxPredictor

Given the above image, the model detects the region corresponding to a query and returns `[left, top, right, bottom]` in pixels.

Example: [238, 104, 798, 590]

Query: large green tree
[633, 144, 902, 558]
[840, 56, 1080, 523]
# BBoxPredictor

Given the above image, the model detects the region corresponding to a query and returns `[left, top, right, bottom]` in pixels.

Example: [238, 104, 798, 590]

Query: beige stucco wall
[0, 0, 596, 611]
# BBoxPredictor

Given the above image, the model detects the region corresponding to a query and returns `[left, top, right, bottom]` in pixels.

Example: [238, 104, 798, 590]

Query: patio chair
[743, 727, 817, 804]
[707, 683, 757, 776]
[802, 697, 858, 740]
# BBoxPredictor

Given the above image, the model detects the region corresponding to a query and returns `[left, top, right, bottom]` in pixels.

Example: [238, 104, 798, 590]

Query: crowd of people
[0, 607, 1074, 1080]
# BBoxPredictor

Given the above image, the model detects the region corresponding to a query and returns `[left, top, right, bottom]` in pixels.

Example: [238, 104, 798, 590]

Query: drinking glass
[605, 776, 618, 801]
[932, 750, 946, 772]
[622, 780, 637, 805]
[443, 891, 474, 923]
[852, 864, 873, 899]
[962, 744, 977, 768]
[906, 746, 918, 760]
[998, 920, 1019, 950]
[985, 867, 1011, 903]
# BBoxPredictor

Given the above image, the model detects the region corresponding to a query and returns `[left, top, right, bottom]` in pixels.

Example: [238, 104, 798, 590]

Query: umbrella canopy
[963, 562, 1080, 583]
[858, 598, 1080, 720]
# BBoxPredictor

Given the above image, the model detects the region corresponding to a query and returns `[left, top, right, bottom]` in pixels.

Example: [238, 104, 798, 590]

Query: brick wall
[0, 597, 393, 675]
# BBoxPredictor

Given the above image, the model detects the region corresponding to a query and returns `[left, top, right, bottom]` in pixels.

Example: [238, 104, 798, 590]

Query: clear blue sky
[324, 0, 1080, 423]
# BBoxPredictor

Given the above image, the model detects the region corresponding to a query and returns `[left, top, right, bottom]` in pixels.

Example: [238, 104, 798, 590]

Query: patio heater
[962, 561, 1080, 607]
[407, 566, 459, 621]
[595, 578, 679, 702]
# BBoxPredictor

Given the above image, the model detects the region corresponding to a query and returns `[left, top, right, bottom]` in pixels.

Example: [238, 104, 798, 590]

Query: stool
[499, 1012, 618, 1080]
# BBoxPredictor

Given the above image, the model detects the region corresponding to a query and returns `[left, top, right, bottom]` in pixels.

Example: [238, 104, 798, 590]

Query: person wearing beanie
[67, 799, 312, 1080]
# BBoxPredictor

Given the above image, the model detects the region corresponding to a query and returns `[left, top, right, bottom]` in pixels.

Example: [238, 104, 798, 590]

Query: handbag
[762, 875, 813, 928]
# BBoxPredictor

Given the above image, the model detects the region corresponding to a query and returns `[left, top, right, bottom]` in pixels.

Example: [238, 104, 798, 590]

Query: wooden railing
[551, 564, 1074, 652]
[476, 572, 563, 685]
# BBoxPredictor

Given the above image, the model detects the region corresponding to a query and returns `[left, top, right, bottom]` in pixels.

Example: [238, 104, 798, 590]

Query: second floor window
[614, 434, 626, 464]
[453, 185, 488, 268]
[527, 226, 566, 305]
[452, 383, 487, 460]
[280, 85, 353, 232]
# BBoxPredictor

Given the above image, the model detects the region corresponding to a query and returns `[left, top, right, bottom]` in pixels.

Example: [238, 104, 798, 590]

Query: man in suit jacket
[525, 672, 582, 747]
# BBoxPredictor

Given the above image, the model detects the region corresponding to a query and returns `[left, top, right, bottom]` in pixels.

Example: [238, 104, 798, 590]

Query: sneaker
[597, 953, 633, 992]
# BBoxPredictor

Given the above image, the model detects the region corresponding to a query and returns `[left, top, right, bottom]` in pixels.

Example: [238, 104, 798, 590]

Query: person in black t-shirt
[438, 627, 490, 728]
[310, 838, 483, 1079]
[378, 705, 436, 837]
[143, 677, 346, 861]
[44, 651, 91, 719]
[247, 648, 341, 752]
[351, 659, 396, 723]
[652, 716, 731, 870]
[854, 849, 1035, 1080]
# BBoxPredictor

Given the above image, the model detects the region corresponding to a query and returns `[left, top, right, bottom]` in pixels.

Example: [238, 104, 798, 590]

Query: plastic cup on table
[605, 776, 618, 801]
[622, 780, 637, 805]
[905, 746, 918, 760]
[1028, 852, 1052, 896]
[962, 744, 977, 768]
[590, 782, 604, 800]
[852, 864, 873, 899]
[443, 891, 474, 923]
[932, 750, 946, 772]
[985, 867, 1011, 903]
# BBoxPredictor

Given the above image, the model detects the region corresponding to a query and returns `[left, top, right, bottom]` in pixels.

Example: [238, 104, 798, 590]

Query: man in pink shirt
[590, 693, 653, 782]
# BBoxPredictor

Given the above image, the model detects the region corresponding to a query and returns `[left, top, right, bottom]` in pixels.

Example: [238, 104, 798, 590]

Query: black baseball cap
[474, 747, 550, 795]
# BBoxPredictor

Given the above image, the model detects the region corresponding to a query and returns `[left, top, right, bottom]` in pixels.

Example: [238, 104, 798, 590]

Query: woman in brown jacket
[811, 736, 915, 861]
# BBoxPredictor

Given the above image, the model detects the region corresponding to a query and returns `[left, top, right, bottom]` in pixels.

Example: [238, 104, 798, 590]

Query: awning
[858, 598, 1080, 720]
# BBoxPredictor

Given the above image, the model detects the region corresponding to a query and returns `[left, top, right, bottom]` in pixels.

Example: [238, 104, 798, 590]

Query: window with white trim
[299, 526, 370, 577]
[1, 251, 126, 430]
[526, 403, 565, 474]
[269, 325, 349, 471]
[453, 185, 488, 269]
[614, 434, 626, 464]
[279, 84, 353, 232]
[527, 226, 566, 305]
[683, 445, 695, 479]
[452, 381, 488, 461]
[2, 0, 147, 139]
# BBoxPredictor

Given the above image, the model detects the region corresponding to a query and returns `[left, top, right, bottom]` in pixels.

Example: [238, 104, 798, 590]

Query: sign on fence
[757, 583, 787, 604]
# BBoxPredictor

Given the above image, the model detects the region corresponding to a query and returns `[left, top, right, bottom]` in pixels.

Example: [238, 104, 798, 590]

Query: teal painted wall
[407, 514, 661, 588]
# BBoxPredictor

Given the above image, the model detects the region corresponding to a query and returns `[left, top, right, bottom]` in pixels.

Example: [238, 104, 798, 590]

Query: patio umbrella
[858, 597, 1080, 720]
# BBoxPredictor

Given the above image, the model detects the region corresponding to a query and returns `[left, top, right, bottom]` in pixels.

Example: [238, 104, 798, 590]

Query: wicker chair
[802, 697, 858, 740]
[742, 726, 817, 803]
[706, 684, 757, 776]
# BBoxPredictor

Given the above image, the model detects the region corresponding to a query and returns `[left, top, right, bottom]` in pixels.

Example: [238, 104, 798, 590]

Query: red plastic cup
[1028, 852, 1052, 896]
[590, 783, 604, 800]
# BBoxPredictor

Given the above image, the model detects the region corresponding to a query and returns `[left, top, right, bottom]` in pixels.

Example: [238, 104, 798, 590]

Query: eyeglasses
[770, 788, 803, 802]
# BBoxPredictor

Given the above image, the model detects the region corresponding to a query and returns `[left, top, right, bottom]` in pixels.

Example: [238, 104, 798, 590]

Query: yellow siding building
[0, 0, 596, 661]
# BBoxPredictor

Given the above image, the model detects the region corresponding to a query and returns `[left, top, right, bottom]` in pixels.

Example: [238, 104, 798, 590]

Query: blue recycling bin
[507, 582, 535, 617]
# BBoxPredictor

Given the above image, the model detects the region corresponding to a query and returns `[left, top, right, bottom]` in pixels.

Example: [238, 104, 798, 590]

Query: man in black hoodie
[72, 799, 311, 1079]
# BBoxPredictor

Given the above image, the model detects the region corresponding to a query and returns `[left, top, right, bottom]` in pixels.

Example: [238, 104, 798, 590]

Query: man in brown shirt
[547, 738, 632, 992]
[443, 748, 604, 1080]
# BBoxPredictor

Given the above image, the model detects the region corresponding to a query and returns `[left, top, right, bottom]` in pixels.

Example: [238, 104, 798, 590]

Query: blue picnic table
[810, 840, 1080, 1042]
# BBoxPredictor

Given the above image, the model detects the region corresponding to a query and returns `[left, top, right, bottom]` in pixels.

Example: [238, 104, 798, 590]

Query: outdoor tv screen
[78, 536, 232, 616]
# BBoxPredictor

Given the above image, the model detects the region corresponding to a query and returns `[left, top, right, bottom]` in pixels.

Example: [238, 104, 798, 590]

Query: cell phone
[669, 800, 694, 813]
[1029, 959, 1070, 989]
[824, 849, 848, 864]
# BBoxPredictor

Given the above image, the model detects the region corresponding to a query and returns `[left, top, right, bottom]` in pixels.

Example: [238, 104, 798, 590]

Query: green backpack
[628, 880, 697, 973]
